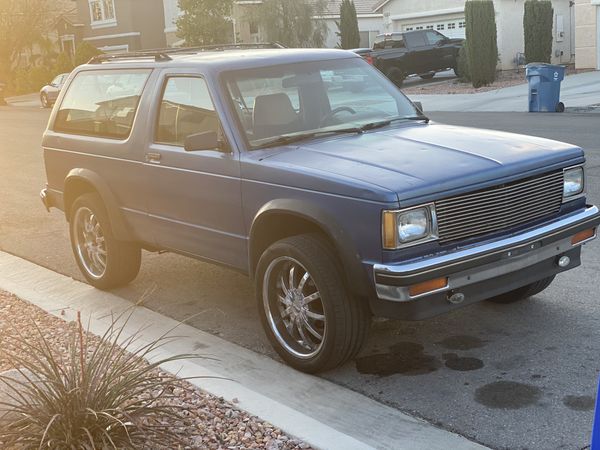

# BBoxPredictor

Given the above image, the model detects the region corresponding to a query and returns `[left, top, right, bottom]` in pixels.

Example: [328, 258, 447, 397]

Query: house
[374, 0, 576, 70]
[70, 0, 167, 53]
[163, 0, 384, 49]
[318, 0, 384, 48]
[575, 0, 600, 69]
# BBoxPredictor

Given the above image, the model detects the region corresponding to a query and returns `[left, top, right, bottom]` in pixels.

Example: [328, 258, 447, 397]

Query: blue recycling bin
[526, 63, 566, 113]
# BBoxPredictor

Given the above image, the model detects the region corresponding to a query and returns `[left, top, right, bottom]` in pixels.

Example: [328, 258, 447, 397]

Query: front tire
[487, 276, 556, 304]
[69, 193, 141, 290]
[420, 72, 435, 80]
[256, 234, 370, 373]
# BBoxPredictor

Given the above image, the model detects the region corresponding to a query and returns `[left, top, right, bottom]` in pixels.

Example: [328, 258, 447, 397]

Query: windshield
[224, 57, 419, 149]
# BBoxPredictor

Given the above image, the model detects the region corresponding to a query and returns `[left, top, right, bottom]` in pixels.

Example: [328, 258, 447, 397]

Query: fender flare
[249, 199, 372, 299]
[63, 168, 133, 241]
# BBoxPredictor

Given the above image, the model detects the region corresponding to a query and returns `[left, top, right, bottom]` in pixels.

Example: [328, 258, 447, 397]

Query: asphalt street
[1, 105, 599, 450]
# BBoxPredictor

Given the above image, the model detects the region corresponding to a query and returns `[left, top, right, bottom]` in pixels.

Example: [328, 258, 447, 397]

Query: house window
[89, 0, 116, 26]
[405, 26, 413, 31]
[426, 25, 434, 30]
[448, 23, 456, 30]
[437, 24, 445, 30]
[416, 26, 423, 30]
[459, 21, 466, 29]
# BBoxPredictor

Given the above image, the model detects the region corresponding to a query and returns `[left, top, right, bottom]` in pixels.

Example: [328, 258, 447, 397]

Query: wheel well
[250, 213, 337, 279]
[64, 178, 97, 220]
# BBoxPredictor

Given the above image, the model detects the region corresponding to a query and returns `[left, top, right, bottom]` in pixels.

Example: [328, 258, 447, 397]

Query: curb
[0, 251, 488, 450]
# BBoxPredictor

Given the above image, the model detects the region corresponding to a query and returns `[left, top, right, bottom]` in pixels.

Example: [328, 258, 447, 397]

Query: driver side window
[156, 76, 220, 147]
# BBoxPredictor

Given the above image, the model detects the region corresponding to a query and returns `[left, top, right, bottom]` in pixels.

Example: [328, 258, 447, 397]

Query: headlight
[382, 204, 438, 249]
[563, 166, 584, 201]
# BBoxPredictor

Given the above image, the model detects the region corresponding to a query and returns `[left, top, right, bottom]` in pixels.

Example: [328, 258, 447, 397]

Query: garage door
[404, 19, 466, 39]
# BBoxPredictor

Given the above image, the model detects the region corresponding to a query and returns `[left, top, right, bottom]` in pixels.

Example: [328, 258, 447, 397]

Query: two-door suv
[41, 46, 600, 373]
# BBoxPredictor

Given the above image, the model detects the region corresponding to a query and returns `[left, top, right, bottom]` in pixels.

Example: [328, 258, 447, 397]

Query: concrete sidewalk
[0, 250, 488, 450]
[408, 70, 600, 112]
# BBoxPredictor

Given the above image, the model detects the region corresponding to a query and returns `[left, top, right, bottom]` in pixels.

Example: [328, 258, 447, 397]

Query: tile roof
[320, 0, 382, 16]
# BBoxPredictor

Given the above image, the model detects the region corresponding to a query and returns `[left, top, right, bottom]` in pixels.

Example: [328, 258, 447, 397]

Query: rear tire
[556, 102, 565, 113]
[69, 193, 141, 290]
[256, 234, 370, 373]
[487, 276, 556, 304]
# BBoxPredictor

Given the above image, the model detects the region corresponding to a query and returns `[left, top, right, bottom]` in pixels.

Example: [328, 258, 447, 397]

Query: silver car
[40, 73, 69, 108]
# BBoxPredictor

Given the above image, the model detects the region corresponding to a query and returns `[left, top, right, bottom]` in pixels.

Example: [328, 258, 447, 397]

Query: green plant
[257, 0, 328, 48]
[524, 0, 554, 63]
[53, 51, 74, 75]
[465, 0, 498, 88]
[337, 0, 360, 49]
[0, 311, 196, 449]
[456, 41, 471, 82]
[74, 42, 103, 67]
[176, 0, 234, 46]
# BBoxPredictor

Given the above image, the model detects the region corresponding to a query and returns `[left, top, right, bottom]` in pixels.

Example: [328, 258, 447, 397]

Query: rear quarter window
[54, 69, 151, 140]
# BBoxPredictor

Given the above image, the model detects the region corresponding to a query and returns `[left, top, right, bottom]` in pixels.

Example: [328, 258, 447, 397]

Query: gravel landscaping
[0, 290, 312, 450]
[402, 66, 592, 95]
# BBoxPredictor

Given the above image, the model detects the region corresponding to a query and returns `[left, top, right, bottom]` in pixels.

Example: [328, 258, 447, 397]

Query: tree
[337, 0, 360, 49]
[523, 0, 553, 64]
[176, 0, 234, 46]
[257, 0, 328, 48]
[464, 0, 498, 88]
[0, 0, 58, 90]
[74, 41, 103, 66]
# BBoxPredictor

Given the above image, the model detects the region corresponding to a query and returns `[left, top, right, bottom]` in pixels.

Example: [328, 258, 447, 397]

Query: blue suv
[41, 47, 599, 373]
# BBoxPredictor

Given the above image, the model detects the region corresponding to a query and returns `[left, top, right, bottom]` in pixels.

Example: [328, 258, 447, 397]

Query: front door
[144, 73, 246, 270]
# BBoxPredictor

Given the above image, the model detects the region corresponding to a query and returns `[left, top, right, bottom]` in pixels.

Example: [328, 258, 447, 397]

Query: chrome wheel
[73, 207, 107, 280]
[263, 256, 326, 359]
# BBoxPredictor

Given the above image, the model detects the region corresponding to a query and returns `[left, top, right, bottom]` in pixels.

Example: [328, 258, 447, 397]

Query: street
[1, 105, 599, 449]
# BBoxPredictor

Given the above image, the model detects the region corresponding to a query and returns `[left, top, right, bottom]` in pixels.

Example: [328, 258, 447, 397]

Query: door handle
[145, 152, 162, 164]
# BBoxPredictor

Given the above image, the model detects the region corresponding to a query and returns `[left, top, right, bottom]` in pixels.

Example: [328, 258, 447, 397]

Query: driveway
[0, 105, 599, 449]
[409, 70, 600, 112]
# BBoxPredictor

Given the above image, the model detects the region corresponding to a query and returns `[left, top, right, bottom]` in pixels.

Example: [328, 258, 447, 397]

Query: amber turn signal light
[408, 277, 448, 297]
[572, 228, 596, 246]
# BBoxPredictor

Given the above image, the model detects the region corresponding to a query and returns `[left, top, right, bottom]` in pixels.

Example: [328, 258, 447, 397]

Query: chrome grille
[435, 171, 564, 243]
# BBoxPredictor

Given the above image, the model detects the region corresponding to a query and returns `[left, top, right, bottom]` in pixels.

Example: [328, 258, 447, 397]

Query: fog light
[558, 256, 571, 268]
[447, 292, 465, 305]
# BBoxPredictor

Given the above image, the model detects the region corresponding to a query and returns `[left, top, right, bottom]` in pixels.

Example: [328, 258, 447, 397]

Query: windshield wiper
[257, 116, 429, 149]
[258, 126, 370, 149]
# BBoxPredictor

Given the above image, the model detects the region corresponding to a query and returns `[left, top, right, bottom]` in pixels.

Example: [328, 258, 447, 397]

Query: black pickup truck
[355, 30, 463, 86]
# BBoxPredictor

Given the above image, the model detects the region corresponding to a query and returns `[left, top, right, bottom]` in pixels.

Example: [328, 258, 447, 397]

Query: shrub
[337, 0, 360, 49]
[457, 41, 472, 82]
[0, 311, 195, 449]
[74, 42, 103, 66]
[465, 0, 498, 88]
[524, 0, 554, 63]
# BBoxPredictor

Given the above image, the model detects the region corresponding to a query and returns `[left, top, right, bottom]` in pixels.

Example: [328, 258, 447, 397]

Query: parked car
[40, 48, 599, 373]
[356, 30, 463, 86]
[40, 73, 69, 108]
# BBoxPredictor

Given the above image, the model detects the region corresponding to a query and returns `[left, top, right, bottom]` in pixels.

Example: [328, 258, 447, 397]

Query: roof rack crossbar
[87, 42, 286, 64]
[88, 51, 172, 64]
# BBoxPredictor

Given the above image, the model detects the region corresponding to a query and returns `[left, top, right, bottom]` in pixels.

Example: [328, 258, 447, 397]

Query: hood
[253, 122, 584, 206]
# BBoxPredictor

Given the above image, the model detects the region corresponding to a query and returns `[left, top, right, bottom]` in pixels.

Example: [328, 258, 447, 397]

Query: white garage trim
[597, 6, 600, 70]
[390, 7, 464, 21]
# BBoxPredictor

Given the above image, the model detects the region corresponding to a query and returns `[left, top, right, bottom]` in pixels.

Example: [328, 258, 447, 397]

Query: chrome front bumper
[374, 205, 600, 303]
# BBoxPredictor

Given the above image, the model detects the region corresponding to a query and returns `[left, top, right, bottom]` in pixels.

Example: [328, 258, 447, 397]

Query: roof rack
[88, 51, 172, 64]
[87, 42, 286, 64]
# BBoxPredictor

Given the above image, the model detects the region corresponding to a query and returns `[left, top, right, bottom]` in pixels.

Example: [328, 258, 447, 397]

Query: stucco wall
[379, 0, 575, 71]
[322, 16, 383, 48]
[575, 0, 598, 69]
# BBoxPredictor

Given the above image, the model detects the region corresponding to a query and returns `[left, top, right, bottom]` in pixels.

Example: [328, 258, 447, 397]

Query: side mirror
[413, 101, 424, 113]
[184, 131, 229, 152]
